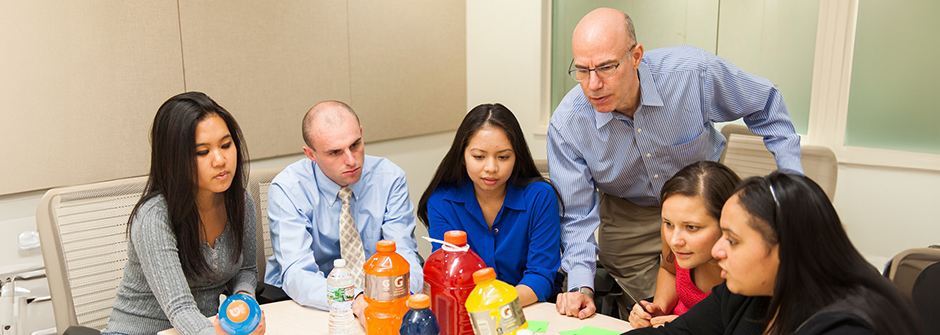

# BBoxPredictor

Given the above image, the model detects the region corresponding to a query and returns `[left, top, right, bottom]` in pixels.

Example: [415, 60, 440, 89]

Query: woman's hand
[212, 305, 266, 335]
[651, 314, 678, 328]
[249, 311, 266, 335]
[627, 300, 663, 329]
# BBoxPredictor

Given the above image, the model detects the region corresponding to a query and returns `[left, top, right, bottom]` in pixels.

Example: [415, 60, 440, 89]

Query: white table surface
[159, 300, 633, 335]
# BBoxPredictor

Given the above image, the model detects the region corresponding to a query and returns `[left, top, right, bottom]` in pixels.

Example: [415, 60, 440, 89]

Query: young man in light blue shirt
[264, 101, 423, 323]
[551, 8, 802, 320]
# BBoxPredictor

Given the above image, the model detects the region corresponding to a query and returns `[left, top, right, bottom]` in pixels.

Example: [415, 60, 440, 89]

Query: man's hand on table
[352, 293, 367, 328]
[555, 290, 596, 319]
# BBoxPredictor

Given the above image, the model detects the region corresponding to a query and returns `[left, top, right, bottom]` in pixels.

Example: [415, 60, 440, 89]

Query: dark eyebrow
[195, 134, 231, 147]
[720, 227, 739, 237]
[468, 148, 513, 154]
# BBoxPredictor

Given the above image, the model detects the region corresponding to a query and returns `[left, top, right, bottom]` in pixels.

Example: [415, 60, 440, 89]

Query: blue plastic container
[400, 294, 441, 335]
[218, 293, 262, 335]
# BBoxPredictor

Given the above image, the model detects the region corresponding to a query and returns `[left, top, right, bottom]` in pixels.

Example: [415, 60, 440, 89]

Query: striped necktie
[338, 186, 365, 288]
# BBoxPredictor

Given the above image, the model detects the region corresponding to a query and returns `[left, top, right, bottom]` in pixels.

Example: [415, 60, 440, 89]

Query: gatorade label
[364, 273, 410, 300]
[327, 284, 355, 303]
[468, 298, 525, 335]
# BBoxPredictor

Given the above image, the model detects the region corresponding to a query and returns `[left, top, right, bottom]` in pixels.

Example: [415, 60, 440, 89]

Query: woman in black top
[629, 172, 923, 335]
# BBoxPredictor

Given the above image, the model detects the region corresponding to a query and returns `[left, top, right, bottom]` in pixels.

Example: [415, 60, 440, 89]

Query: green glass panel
[716, 0, 818, 135]
[846, 0, 940, 154]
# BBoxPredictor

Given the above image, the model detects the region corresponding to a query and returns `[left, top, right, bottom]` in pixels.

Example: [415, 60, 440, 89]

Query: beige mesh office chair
[245, 167, 284, 283]
[35, 176, 147, 333]
[533, 159, 550, 180]
[718, 124, 839, 201]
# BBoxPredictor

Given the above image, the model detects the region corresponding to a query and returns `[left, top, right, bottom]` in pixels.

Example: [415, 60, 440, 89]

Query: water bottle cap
[407, 293, 431, 309]
[443, 230, 467, 246]
[516, 329, 534, 335]
[376, 240, 396, 252]
[333, 258, 346, 267]
[472, 267, 496, 284]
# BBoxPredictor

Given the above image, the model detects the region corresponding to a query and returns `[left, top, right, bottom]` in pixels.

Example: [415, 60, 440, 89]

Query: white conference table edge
[158, 300, 633, 335]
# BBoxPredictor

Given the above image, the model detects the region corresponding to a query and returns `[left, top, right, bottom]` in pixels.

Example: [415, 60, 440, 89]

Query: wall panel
[347, 0, 467, 142]
[178, 1, 351, 157]
[0, 1, 184, 194]
[1, 1, 466, 195]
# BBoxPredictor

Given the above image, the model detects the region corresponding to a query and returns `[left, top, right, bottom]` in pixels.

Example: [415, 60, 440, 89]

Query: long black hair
[128, 91, 249, 281]
[417, 103, 563, 227]
[660, 161, 740, 220]
[734, 172, 922, 335]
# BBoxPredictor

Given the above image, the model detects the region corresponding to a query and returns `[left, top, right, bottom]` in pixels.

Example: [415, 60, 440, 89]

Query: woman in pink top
[628, 161, 740, 328]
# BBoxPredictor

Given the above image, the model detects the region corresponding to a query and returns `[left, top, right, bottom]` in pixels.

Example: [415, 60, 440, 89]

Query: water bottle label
[327, 284, 355, 303]
[364, 273, 410, 300]
[468, 298, 526, 335]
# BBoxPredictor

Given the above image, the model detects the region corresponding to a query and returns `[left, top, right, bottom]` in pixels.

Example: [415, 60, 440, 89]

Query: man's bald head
[572, 8, 636, 51]
[302, 100, 361, 148]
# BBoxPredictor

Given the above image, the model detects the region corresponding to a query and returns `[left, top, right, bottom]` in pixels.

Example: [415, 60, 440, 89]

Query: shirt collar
[637, 61, 664, 108]
[313, 161, 363, 205]
[443, 179, 526, 211]
[592, 61, 664, 129]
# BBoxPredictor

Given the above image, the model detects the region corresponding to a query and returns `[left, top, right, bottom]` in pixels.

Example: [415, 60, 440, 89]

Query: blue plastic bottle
[400, 294, 441, 335]
[218, 293, 262, 335]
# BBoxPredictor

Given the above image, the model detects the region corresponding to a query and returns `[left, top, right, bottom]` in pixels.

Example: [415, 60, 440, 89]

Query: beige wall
[0, 1, 466, 195]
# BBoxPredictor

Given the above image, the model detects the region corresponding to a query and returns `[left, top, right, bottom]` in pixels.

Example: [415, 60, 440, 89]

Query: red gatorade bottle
[364, 240, 411, 335]
[423, 230, 487, 335]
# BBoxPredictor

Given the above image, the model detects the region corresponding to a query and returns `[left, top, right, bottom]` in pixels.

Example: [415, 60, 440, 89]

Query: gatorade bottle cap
[407, 293, 431, 309]
[443, 230, 467, 246]
[376, 240, 397, 252]
[226, 300, 250, 322]
[472, 267, 496, 284]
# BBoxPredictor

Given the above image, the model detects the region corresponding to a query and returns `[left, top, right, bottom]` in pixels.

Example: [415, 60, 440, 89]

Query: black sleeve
[793, 312, 876, 335]
[626, 284, 731, 335]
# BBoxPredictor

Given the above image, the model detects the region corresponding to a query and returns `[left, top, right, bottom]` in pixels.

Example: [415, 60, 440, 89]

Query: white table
[159, 301, 633, 335]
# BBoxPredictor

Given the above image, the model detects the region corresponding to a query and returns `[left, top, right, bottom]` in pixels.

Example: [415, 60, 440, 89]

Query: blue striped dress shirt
[263, 156, 424, 310]
[547, 45, 802, 291]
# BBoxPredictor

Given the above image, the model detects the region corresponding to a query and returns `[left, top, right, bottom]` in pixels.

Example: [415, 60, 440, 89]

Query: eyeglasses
[568, 44, 636, 82]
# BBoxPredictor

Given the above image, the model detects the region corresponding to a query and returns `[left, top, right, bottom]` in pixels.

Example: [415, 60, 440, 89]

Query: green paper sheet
[526, 320, 549, 333]
[558, 325, 622, 335]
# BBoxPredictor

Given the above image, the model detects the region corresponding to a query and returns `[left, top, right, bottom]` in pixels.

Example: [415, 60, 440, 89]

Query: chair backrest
[533, 158, 550, 180]
[35, 176, 148, 331]
[246, 167, 284, 283]
[885, 245, 940, 301]
[718, 124, 839, 201]
[912, 261, 940, 334]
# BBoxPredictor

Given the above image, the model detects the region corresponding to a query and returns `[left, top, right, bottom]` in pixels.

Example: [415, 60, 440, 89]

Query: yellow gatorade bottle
[464, 267, 528, 335]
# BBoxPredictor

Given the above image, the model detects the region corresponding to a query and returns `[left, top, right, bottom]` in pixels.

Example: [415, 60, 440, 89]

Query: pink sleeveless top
[672, 261, 711, 315]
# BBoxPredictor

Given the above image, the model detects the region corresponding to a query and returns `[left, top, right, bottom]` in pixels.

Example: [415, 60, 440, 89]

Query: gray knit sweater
[102, 193, 257, 335]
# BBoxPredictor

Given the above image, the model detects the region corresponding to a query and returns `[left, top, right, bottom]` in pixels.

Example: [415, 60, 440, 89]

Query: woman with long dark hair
[417, 103, 562, 306]
[103, 92, 265, 335]
[630, 172, 923, 334]
[628, 161, 739, 328]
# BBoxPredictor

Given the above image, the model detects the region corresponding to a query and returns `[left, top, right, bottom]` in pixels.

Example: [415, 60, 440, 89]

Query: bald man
[264, 101, 423, 323]
[549, 8, 802, 319]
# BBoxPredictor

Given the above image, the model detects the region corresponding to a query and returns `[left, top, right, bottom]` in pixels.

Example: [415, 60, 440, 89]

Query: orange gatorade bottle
[364, 240, 411, 335]
[465, 268, 528, 335]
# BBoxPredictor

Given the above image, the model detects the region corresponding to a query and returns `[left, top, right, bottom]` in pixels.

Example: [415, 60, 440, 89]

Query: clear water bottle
[328, 258, 357, 335]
